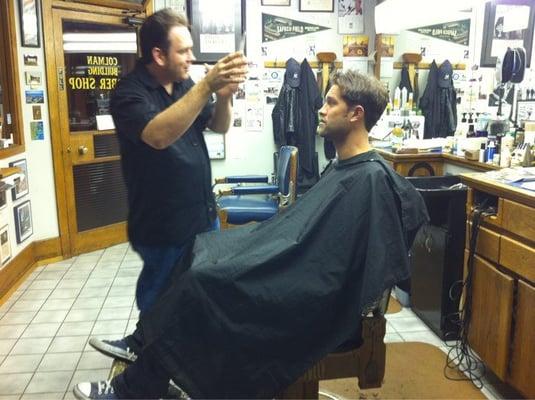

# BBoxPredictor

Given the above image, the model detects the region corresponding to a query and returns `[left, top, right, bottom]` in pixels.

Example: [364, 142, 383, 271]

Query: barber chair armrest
[231, 185, 279, 195]
[214, 175, 269, 184]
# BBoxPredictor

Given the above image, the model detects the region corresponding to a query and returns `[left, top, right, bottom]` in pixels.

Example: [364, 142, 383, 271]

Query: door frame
[42, 0, 151, 257]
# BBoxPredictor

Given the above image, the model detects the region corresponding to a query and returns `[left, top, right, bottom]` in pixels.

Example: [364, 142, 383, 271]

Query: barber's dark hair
[139, 8, 189, 65]
[330, 70, 388, 131]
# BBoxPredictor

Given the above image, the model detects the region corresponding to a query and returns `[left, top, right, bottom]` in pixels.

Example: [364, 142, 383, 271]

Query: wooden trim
[51, 0, 146, 16]
[43, 0, 72, 258]
[0, 0, 25, 158]
[73, 222, 127, 255]
[0, 237, 63, 305]
[34, 237, 63, 261]
[393, 62, 466, 70]
[65, 0, 147, 11]
[0, 244, 35, 303]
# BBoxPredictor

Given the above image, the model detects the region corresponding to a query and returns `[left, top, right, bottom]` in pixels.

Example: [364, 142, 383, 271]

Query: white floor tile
[10, 338, 53, 355]
[0, 312, 37, 325]
[21, 323, 61, 339]
[48, 336, 88, 354]
[25, 371, 73, 394]
[0, 354, 44, 374]
[0, 324, 27, 340]
[388, 316, 431, 333]
[32, 310, 69, 324]
[0, 339, 17, 356]
[0, 372, 33, 395]
[384, 333, 404, 343]
[400, 330, 445, 347]
[38, 352, 81, 372]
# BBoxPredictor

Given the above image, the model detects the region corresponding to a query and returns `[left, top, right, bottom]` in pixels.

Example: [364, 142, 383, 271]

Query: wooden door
[468, 255, 514, 380]
[46, 6, 140, 256]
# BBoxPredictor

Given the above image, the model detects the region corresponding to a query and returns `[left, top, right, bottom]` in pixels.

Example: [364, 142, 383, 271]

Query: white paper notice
[96, 114, 115, 131]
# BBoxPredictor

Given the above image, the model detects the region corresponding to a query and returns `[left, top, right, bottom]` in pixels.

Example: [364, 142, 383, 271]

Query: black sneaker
[88, 337, 138, 363]
[73, 380, 117, 400]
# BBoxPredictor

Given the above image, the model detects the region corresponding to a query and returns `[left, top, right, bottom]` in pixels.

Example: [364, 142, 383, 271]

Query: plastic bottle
[393, 87, 401, 110]
[401, 87, 408, 109]
[479, 142, 486, 163]
[486, 141, 495, 163]
[407, 92, 414, 110]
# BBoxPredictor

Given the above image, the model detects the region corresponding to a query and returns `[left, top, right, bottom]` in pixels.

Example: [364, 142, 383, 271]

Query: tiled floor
[0, 243, 508, 399]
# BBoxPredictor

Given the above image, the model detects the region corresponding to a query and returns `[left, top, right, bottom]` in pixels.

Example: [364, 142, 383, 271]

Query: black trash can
[406, 175, 467, 340]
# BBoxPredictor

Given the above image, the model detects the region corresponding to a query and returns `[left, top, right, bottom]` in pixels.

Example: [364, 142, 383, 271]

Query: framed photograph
[187, 0, 245, 62]
[0, 225, 11, 265]
[18, 0, 41, 48]
[23, 54, 38, 66]
[261, 0, 291, 5]
[14, 200, 33, 244]
[9, 159, 30, 200]
[480, 0, 534, 67]
[299, 0, 334, 12]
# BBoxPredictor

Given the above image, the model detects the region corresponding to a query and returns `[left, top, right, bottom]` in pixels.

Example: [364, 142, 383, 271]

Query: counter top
[460, 172, 535, 208]
[374, 148, 500, 172]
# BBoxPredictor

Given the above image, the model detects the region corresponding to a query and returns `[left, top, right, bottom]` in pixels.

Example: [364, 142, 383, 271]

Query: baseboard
[34, 237, 62, 261]
[0, 237, 63, 305]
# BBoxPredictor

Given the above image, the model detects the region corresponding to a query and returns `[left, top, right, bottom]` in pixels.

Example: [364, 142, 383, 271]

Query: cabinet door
[508, 280, 535, 399]
[468, 255, 514, 380]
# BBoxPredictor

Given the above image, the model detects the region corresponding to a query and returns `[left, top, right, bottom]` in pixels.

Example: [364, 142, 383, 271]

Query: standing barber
[89, 8, 247, 360]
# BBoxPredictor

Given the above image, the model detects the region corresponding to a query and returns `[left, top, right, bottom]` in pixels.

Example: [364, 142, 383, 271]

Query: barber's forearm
[207, 96, 232, 133]
[141, 80, 212, 149]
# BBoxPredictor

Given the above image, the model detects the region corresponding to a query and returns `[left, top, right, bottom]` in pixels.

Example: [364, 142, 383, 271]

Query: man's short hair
[139, 8, 189, 65]
[330, 70, 388, 131]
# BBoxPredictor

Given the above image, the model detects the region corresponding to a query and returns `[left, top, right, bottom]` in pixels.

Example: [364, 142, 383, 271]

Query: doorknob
[78, 145, 88, 155]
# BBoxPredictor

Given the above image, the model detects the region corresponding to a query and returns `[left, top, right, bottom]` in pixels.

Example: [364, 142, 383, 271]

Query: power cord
[442, 200, 496, 388]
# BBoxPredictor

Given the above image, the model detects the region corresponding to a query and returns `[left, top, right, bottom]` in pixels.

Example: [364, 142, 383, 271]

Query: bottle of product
[401, 87, 408, 109]
[393, 87, 401, 110]
[486, 140, 495, 164]
[479, 142, 486, 163]
[407, 92, 414, 110]
[391, 125, 404, 151]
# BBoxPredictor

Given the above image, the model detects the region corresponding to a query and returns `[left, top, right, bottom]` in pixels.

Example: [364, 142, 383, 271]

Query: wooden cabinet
[461, 174, 535, 398]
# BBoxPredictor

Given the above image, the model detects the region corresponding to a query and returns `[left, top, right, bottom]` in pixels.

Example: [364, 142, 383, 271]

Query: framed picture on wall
[14, 200, 33, 244]
[261, 0, 291, 5]
[9, 159, 29, 200]
[0, 225, 11, 265]
[480, 0, 535, 67]
[18, 0, 41, 48]
[187, 0, 246, 63]
[299, 0, 334, 12]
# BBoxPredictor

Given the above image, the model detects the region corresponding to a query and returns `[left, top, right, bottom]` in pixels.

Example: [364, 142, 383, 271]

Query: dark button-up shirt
[111, 62, 216, 246]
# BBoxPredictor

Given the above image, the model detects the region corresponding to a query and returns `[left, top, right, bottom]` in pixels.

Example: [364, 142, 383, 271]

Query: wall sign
[262, 13, 330, 42]
[409, 19, 470, 46]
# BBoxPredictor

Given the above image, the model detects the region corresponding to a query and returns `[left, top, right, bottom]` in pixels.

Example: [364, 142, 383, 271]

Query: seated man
[74, 70, 428, 400]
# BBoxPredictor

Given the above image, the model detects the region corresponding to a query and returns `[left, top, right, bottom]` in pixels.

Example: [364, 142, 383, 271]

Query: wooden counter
[460, 173, 534, 399]
[375, 148, 499, 176]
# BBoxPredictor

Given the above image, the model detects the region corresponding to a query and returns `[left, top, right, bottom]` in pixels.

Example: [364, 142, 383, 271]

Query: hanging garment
[398, 64, 413, 93]
[140, 151, 429, 399]
[420, 60, 457, 138]
[272, 58, 323, 192]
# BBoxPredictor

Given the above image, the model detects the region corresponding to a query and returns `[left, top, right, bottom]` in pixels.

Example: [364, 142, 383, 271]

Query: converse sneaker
[73, 380, 117, 400]
[88, 337, 138, 363]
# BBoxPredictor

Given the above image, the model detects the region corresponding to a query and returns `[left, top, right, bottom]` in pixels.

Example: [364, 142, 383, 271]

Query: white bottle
[401, 87, 408, 110]
[393, 87, 401, 110]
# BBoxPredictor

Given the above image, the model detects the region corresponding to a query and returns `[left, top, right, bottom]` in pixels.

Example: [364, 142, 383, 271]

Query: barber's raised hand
[204, 52, 248, 97]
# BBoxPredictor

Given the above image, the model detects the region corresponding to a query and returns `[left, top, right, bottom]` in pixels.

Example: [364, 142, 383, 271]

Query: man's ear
[349, 105, 364, 123]
[152, 47, 166, 66]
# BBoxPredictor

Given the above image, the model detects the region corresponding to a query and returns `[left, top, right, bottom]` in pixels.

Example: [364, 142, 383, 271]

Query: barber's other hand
[204, 52, 248, 94]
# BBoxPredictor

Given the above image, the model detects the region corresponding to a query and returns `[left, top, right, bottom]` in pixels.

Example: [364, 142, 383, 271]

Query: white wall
[0, 0, 59, 264]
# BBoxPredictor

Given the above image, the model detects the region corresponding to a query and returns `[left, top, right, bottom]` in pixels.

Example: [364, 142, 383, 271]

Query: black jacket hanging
[272, 58, 323, 192]
[420, 60, 457, 138]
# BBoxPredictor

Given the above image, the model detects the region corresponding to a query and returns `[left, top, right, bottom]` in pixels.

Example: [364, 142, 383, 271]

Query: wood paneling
[499, 236, 535, 284]
[508, 280, 535, 399]
[468, 255, 514, 380]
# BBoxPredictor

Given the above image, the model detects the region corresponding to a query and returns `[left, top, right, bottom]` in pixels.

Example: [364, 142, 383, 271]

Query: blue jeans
[132, 218, 220, 314]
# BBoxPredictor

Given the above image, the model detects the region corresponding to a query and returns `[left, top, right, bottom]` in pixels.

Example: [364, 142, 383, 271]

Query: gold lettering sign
[68, 56, 120, 90]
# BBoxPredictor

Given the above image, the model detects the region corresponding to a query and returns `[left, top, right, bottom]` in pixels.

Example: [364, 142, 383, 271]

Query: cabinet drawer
[465, 222, 500, 264]
[468, 255, 514, 381]
[508, 280, 535, 399]
[502, 200, 535, 243]
[500, 236, 535, 284]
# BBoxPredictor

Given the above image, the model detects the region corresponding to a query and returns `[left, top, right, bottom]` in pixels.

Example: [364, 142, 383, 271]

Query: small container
[486, 141, 495, 163]
[492, 153, 500, 165]
[479, 143, 486, 163]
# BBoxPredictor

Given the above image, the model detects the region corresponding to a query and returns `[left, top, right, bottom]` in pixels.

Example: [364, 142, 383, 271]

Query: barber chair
[214, 145, 298, 229]
[278, 288, 390, 399]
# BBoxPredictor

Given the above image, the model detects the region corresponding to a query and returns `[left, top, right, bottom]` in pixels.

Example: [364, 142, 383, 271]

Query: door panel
[51, 9, 138, 255]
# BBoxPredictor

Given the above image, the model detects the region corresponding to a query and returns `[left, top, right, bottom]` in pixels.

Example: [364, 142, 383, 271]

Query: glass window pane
[63, 21, 137, 132]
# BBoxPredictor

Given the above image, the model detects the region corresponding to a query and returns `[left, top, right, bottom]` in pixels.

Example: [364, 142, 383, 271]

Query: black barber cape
[140, 150, 428, 398]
